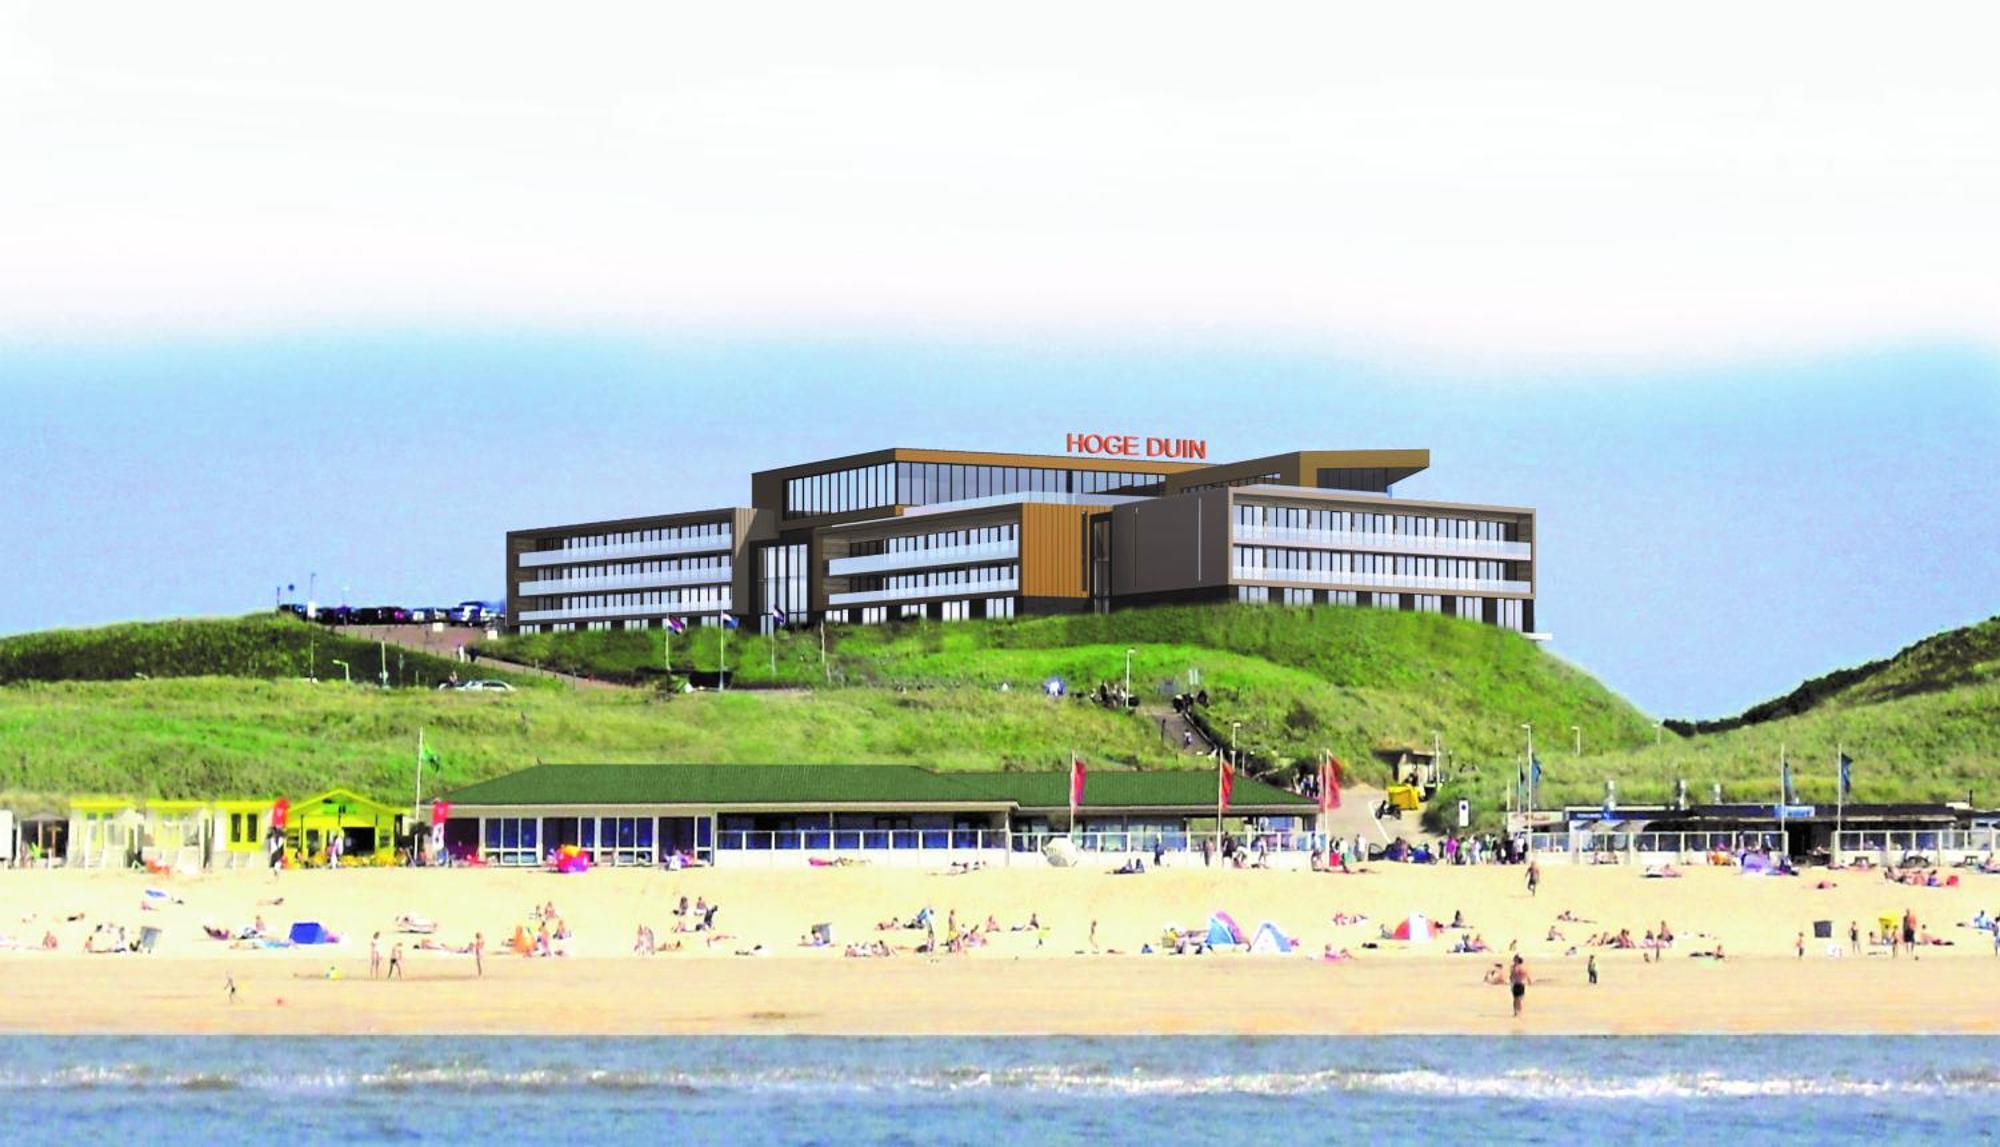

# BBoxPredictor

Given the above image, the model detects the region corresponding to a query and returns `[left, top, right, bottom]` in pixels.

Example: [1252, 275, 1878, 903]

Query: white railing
[828, 541, 1019, 577]
[1235, 526, 1531, 561]
[1232, 567, 1532, 595]
[518, 566, 732, 596]
[517, 599, 732, 623]
[1837, 828, 2000, 859]
[828, 576, 1019, 607]
[519, 534, 733, 568]
[715, 828, 1324, 856]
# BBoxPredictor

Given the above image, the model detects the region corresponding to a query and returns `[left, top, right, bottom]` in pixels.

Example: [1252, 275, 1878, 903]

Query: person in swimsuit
[1509, 955, 1532, 1017]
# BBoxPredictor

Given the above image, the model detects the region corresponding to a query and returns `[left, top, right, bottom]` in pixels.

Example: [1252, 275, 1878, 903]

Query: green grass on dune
[0, 614, 532, 690]
[0, 676, 1182, 806]
[491, 604, 1660, 785]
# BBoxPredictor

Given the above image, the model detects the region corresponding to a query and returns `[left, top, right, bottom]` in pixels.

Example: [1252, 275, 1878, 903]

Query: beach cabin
[67, 798, 144, 869]
[16, 811, 65, 866]
[140, 799, 215, 870]
[208, 799, 279, 869]
[285, 788, 407, 864]
[444, 762, 1321, 870]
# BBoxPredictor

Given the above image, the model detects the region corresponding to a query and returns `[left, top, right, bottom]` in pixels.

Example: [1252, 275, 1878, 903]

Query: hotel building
[505, 446, 1535, 635]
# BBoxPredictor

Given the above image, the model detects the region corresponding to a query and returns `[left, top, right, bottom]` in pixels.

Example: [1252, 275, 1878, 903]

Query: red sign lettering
[1065, 434, 1207, 460]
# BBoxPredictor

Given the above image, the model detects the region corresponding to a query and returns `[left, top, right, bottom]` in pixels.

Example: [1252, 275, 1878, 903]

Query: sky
[2, 1, 1997, 718]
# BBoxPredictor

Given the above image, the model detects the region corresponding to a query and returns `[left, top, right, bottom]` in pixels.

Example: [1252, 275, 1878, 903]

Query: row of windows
[1234, 588, 1525, 631]
[1235, 503, 1516, 542]
[1183, 472, 1282, 493]
[537, 521, 732, 552]
[785, 461, 1168, 517]
[849, 523, 1019, 558]
[537, 556, 730, 581]
[558, 586, 731, 612]
[857, 563, 1020, 595]
[1232, 547, 1514, 582]
[848, 597, 1016, 625]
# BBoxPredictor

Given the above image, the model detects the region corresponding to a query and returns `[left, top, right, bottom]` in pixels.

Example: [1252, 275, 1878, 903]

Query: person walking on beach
[1586, 954, 1597, 985]
[387, 942, 405, 979]
[1509, 955, 1532, 1017]
[1795, 932, 1805, 959]
[473, 932, 485, 978]
[226, 973, 237, 1004]
[1903, 908, 1919, 962]
[1526, 861, 1540, 898]
[1090, 920, 1099, 953]
[370, 932, 382, 979]
[1849, 921, 1861, 956]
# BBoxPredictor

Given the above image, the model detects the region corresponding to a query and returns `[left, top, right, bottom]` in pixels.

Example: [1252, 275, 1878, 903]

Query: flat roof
[447, 763, 1317, 813]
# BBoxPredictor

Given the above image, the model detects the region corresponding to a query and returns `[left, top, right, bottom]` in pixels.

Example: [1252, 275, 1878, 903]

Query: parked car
[449, 601, 490, 626]
[458, 679, 514, 692]
[315, 605, 352, 626]
[276, 603, 307, 620]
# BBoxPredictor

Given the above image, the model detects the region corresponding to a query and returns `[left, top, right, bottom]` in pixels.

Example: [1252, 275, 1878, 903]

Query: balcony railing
[828, 576, 1019, 607]
[516, 599, 733, 622]
[519, 534, 733, 568]
[518, 566, 733, 596]
[1231, 567, 1532, 595]
[1234, 525, 1531, 561]
[827, 541, 1020, 577]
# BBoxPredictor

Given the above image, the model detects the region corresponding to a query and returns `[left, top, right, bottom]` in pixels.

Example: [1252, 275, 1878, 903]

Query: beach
[4, 862, 1998, 1035]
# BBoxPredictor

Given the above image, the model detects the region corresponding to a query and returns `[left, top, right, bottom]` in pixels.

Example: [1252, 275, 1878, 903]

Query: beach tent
[1205, 912, 1246, 948]
[1248, 922, 1295, 954]
[1042, 837, 1079, 867]
[288, 921, 332, 945]
[1390, 912, 1432, 943]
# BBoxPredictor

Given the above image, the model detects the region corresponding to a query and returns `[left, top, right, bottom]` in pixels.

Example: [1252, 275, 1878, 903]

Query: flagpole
[1835, 741, 1844, 866]
[415, 727, 424, 812]
[820, 618, 829, 684]
[719, 610, 728, 691]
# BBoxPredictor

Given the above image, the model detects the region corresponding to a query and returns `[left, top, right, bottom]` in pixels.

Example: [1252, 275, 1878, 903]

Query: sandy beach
[4, 862, 1998, 1035]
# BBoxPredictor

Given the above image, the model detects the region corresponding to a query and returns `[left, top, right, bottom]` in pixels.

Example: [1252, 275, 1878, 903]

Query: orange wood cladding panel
[1018, 504, 1092, 599]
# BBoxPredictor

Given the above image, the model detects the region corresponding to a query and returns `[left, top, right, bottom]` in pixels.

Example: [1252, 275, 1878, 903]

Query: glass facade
[785, 461, 1168, 518]
[1231, 545, 1518, 589]
[1235, 502, 1516, 543]
[759, 542, 810, 625]
[534, 521, 731, 555]
[846, 523, 1018, 559]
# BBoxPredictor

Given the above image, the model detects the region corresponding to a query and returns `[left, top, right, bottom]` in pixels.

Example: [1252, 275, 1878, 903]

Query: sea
[2, 1035, 1995, 1145]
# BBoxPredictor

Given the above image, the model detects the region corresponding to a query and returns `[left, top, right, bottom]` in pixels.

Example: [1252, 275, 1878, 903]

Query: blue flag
[1839, 753, 1853, 798]
[769, 607, 787, 627]
[721, 614, 740, 630]
[1530, 756, 1543, 786]
[666, 616, 686, 635]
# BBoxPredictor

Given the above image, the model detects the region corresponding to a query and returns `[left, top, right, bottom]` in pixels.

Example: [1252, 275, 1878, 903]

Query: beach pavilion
[284, 788, 408, 864]
[442, 762, 1319, 868]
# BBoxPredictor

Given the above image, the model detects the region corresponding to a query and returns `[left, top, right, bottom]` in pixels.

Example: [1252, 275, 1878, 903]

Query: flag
[1219, 757, 1235, 812]
[667, 616, 686, 635]
[1530, 755, 1543, 786]
[769, 607, 786, 627]
[430, 800, 452, 827]
[270, 797, 290, 831]
[1068, 757, 1087, 815]
[1839, 753, 1854, 798]
[422, 747, 441, 767]
[1320, 756, 1343, 812]
[721, 614, 740, 630]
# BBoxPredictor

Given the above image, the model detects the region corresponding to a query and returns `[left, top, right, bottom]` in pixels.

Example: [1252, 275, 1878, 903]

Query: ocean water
[1, 1036, 1995, 1145]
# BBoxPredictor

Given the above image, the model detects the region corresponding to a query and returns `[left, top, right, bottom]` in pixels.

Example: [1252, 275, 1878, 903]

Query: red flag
[1069, 757, 1087, 812]
[1219, 757, 1235, 812]
[431, 800, 452, 827]
[270, 798, 290, 831]
[1320, 756, 1343, 812]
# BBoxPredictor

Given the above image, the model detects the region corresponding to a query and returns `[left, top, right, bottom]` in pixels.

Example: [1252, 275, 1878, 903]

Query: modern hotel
[505, 445, 1536, 635]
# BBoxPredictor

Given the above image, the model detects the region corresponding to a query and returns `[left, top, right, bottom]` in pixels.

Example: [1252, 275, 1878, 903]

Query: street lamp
[1124, 648, 1136, 701]
[330, 659, 351, 684]
[1571, 725, 1582, 757]
[1231, 721, 1242, 769]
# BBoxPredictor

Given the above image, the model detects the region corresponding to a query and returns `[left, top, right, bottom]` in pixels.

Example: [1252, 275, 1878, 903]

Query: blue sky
[3, 332, 1993, 719]
[4, 2, 1998, 718]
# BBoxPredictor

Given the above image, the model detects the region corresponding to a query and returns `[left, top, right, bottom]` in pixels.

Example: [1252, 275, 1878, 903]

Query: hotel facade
[505, 445, 1536, 635]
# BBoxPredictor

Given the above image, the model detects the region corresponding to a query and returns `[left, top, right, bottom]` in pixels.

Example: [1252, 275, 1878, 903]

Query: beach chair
[138, 927, 162, 954]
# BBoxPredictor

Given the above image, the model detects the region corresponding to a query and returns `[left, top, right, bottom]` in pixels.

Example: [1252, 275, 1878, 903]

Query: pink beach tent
[1389, 913, 1432, 943]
